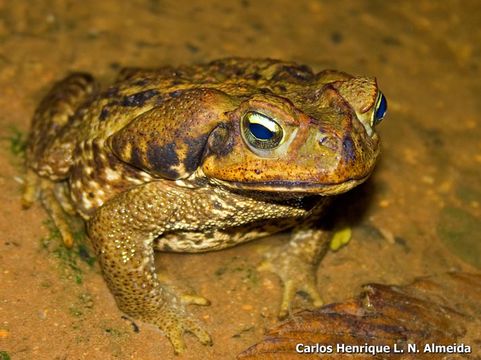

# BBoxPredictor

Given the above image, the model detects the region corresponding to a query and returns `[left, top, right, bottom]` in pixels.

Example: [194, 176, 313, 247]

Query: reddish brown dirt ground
[1, 1, 480, 359]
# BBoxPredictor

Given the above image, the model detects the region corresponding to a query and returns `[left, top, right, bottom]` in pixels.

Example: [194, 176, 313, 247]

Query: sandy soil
[0, 1, 480, 359]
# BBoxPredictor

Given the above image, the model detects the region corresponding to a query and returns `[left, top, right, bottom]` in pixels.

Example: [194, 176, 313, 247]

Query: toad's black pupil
[375, 93, 387, 123]
[249, 123, 274, 140]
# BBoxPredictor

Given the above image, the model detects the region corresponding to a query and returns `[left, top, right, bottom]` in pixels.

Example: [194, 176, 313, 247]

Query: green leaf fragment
[330, 226, 352, 251]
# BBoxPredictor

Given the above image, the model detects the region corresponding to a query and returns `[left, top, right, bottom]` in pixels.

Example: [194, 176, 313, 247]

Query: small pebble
[378, 227, 395, 244]
[37, 309, 48, 320]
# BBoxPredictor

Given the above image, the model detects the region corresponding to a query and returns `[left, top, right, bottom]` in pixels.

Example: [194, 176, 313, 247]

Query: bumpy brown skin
[23, 58, 383, 354]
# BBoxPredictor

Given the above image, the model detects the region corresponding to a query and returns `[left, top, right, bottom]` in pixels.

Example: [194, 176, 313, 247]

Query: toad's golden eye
[373, 92, 387, 126]
[241, 112, 283, 150]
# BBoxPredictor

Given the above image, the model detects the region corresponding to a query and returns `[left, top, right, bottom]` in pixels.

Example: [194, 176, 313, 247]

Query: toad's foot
[22, 172, 76, 248]
[150, 273, 211, 350]
[113, 275, 212, 354]
[143, 297, 212, 354]
[259, 228, 329, 319]
[259, 247, 323, 319]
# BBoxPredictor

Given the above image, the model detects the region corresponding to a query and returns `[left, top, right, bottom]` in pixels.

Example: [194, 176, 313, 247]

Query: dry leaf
[238, 272, 481, 359]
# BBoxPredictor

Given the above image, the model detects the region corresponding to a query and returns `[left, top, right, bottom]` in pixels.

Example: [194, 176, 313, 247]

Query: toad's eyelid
[373, 92, 387, 125]
[247, 112, 279, 132]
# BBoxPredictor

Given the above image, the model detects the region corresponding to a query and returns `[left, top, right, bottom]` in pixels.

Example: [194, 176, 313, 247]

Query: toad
[23, 58, 387, 353]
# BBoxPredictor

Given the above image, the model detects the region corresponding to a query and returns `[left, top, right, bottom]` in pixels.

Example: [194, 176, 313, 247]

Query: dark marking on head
[184, 134, 209, 173]
[342, 136, 356, 162]
[121, 89, 159, 107]
[99, 106, 109, 121]
[146, 143, 180, 179]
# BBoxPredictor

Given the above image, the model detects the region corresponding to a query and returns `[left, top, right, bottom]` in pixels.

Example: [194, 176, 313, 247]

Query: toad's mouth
[211, 173, 372, 196]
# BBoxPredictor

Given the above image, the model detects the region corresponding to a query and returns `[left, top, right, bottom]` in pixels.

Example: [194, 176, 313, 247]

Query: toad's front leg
[260, 225, 330, 319]
[87, 181, 212, 354]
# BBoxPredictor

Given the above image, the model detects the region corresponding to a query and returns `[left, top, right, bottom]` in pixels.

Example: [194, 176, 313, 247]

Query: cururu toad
[23, 58, 387, 353]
